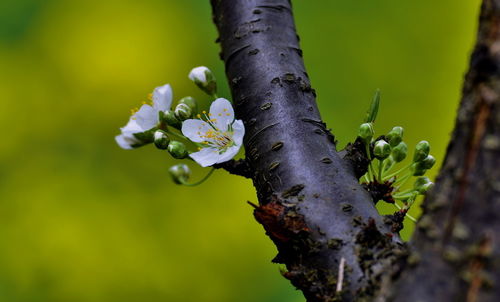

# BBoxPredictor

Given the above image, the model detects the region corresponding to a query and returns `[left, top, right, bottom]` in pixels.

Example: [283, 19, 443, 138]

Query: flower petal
[231, 119, 245, 146]
[181, 119, 212, 143]
[152, 84, 172, 112]
[209, 98, 234, 130]
[215, 145, 240, 164]
[120, 119, 143, 134]
[133, 104, 157, 130]
[189, 147, 220, 167]
[115, 134, 138, 150]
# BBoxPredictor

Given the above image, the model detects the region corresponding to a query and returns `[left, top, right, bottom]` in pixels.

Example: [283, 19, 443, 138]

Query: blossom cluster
[115, 66, 245, 185]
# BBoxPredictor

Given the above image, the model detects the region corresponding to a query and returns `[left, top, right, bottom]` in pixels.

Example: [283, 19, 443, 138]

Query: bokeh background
[0, 0, 481, 301]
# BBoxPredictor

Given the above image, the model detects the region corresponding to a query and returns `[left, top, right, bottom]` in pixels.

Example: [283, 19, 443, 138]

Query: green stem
[383, 162, 412, 181]
[180, 167, 216, 186]
[167, 129, 187, 141]
[405, 213, 417, 222]
[378, 159, 386, 182]
[383, 158, 395, 174]
[394, 173, 412, 188]
[392, 192, 414, 199]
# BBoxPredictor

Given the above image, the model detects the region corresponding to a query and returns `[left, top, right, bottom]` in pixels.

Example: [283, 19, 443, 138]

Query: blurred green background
[0, 0, 481, 301]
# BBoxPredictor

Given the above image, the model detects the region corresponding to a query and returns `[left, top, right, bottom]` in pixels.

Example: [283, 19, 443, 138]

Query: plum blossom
[115, 84, 172, 149]
[181, 98, 244, 167]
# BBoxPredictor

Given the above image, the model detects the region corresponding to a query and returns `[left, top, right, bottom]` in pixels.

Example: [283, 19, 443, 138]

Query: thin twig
[336, 257, 346, 293]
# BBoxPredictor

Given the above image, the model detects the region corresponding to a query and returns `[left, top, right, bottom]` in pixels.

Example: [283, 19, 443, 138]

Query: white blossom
[181, 98, 244, 167]
[115, 84, 172, 149]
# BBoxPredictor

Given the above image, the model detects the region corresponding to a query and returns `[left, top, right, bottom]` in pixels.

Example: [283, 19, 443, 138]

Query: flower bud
[411, 162, 427, 176]
[391, 142, 408, 163]
[188, 66, 217, 96]
[160, 110, 182, 129]
[168, 164, 191, 184]
[167, 141, 188, 159]
[358, 123, 374, 143]
[413, 177, 434, 194]
[179, 96, 197, 115]
[413, 140, 430, 162]
[131, 129, 155, 144]
[386, 126, 404, 147]
[373, 140, 391, 159]
[153, 130, 170, 150]
[174, 103, 192, 121]
[421, 155, 436, 169]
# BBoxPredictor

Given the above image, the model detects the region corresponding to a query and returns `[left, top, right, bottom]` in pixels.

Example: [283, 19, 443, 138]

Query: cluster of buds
[356, 91, 435, 221]
[116, 66, 245, 186]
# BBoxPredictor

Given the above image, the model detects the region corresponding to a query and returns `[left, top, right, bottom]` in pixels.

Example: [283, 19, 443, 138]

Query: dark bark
[214, 159, 253, 178]
[388, 1, 500, 301]
[211, 1, 404, 301]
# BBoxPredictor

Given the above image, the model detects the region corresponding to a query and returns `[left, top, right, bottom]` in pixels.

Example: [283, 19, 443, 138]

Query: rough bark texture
[211, 1, 404, 301]
[388, 1, 500, 301]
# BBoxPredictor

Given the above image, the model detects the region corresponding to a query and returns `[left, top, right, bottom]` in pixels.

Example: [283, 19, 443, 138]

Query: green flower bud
[391, 142, 408, 163]
[153, 130, 170, 150]
[160, 110, 182, 129]
[168, 164, 191, 184]
[411, 162, 427, 176]
[373, 140, 391, 159]
[189, 66, 217, 96]
[422, 155, 436, 169]
[167, 141, 188, 159]
[386, 126, 404, 147]
[179, 96, 198, 115]
[358, 123, 374, 143]
[413, 177, 434, 194]
[174, 103, 192, 121]
[413, 140, 430, 162]
[132, 128, 155, 144]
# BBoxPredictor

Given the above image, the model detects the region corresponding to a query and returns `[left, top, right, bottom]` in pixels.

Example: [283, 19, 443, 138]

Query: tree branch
[213, 159, 253, 178]
[211, 1, 405, 300]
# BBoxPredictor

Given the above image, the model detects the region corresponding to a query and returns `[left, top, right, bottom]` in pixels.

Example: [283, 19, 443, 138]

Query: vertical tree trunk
[388, 1, 500, 301]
